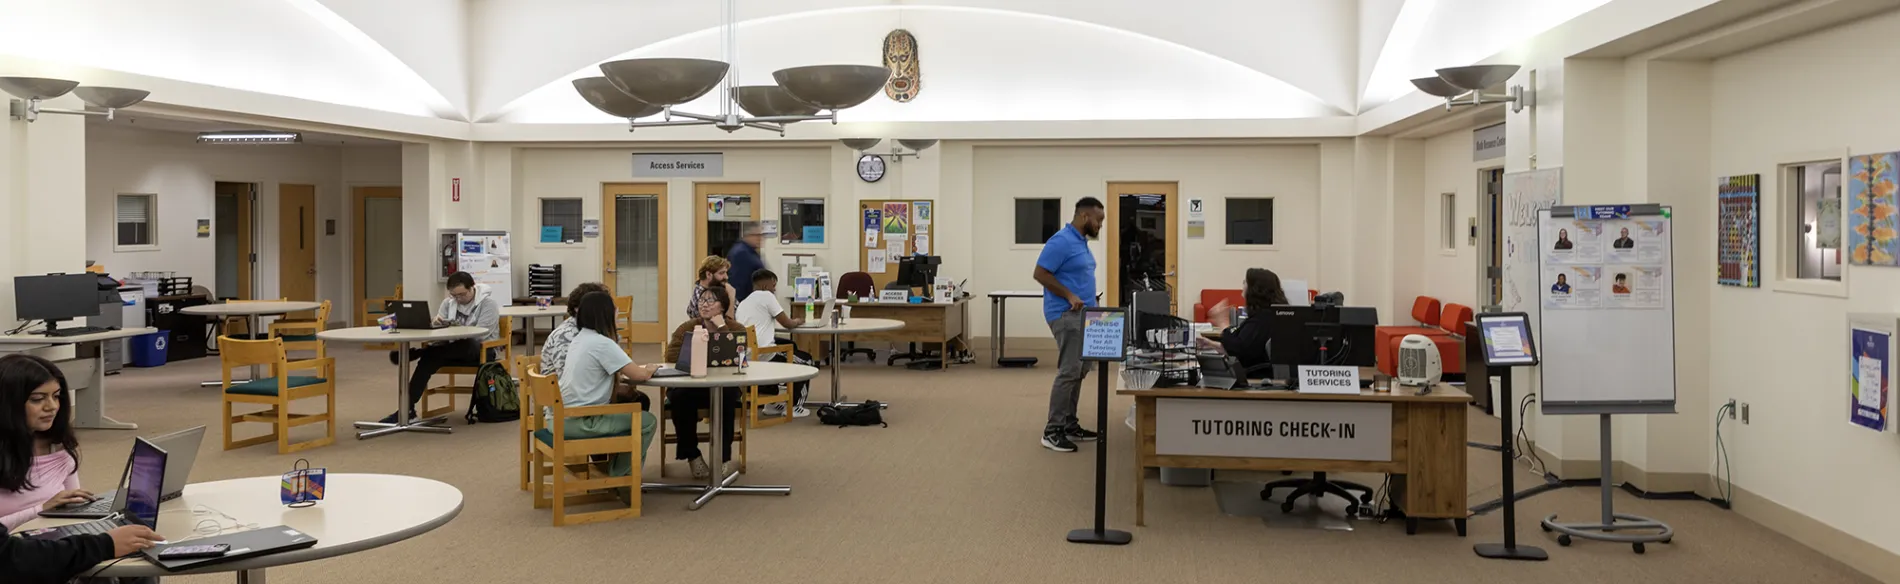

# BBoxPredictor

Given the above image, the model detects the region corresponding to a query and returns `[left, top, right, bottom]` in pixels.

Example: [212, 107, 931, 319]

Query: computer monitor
[895, 255, 941, 289]
[1265, 304, 1378, 376]
[14, 274, 100, 330]
[121, 437, 168, 529]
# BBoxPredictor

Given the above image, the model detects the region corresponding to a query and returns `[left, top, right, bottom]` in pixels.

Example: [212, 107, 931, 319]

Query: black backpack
[818, 401, 886, 427]
[465, 362, 521, 424]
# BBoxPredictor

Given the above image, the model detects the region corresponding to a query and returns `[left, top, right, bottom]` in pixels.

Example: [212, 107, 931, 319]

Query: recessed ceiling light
[196, 131, 302, 144]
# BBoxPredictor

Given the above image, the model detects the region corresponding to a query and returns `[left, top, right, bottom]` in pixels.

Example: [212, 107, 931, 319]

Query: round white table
[643, 361, 818, 510]
[26, 473, 462, 581]
[499, 304, 564, 355]
[184, 301, 324, 386]
[786, 318, 905, 408]
[318, 326, 488, 439]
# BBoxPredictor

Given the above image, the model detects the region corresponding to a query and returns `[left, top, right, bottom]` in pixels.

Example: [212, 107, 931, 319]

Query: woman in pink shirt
[0, 354, 95, 531]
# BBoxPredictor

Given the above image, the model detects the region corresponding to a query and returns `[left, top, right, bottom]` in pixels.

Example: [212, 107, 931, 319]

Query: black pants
[763, 350, 813, 404]
[669, 387, 741, 461]
[403, 339, 484, 408]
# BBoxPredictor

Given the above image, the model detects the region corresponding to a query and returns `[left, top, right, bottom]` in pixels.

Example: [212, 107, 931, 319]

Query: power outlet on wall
[1725, 398, 1736, 418]
[1740, 402, 1750, 424]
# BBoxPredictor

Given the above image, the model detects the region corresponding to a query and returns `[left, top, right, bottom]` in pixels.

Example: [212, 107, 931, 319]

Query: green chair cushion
[226, 376, 327, 397]
[534, 426, 633, 446]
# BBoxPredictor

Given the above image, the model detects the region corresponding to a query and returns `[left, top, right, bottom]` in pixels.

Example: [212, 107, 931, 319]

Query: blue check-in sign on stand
[1081, 307, 1127, 362]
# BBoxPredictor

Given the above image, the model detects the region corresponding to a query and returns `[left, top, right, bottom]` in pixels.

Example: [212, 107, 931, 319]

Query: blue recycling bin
[130, 330, 169, 367]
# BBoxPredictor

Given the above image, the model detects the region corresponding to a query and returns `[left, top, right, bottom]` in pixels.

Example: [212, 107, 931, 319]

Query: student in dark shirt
[1205, 268, 1290, 374]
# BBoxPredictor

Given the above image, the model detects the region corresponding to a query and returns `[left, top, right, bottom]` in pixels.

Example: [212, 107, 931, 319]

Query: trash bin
[129, 331, 169, 367]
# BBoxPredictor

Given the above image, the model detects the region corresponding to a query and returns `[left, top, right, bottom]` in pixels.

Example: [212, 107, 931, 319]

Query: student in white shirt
[735, 270, 816, 418]
[557, 292, 661, 487]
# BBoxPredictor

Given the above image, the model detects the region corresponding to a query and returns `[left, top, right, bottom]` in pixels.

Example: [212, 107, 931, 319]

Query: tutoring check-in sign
[1155, 398, 1392, 461]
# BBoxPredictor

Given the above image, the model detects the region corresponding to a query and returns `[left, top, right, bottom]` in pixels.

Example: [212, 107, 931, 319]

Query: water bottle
[689, 326, 709, 378]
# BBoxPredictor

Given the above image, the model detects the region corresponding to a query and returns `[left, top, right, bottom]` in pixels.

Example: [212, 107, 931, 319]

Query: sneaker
[1041, 432, 1078, 452]
[721, 460, 738, 476]
[1065, 427, 1101, 442]
[792, 406, 812, 418]
[387, 350, 400, 366]
[377, 411, 417, 424]
[689, 457, 711, 479]
[761, 403, 787, 417]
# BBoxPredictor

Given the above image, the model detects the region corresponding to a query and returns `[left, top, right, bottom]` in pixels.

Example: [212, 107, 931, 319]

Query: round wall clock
[858, 154, 887, 182]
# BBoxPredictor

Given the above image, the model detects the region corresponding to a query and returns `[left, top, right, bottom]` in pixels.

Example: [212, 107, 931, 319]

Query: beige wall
[1413, 129, 1495, 312]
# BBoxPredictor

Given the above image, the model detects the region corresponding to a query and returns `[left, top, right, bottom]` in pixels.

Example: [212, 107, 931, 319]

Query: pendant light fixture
[579, 0, 890, 135]
[1410, 64, 1533, 113]
[1, 76, 150, 122]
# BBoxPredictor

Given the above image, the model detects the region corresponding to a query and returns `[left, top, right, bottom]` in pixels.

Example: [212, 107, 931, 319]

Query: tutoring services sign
[1154, 398, 1392, 461]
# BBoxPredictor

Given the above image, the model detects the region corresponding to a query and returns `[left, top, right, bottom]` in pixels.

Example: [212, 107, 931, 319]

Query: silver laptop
[799, 296, 836, 328]
[42, 425, 206, 519]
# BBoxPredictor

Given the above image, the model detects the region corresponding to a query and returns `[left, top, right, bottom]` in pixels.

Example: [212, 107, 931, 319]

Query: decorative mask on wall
[883, 29, 920, 103]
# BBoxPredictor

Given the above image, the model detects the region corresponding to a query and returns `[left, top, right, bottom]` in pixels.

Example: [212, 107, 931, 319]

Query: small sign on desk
[879, 290, 908, 303]
[1297, 365, 1361, 394]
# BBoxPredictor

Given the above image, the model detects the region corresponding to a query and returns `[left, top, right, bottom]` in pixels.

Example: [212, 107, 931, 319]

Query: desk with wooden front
[791, 298, 969, 370]
[1119, 380, 1471, 535]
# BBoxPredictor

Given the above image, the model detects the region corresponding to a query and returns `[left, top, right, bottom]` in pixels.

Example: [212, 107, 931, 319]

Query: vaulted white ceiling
[0, 0, 1615, 124]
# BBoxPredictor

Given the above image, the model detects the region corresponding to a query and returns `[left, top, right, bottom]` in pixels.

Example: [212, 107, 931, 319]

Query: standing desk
[1121, 378, 1471, 535]
[790, 298, 968, 370]
[0, 328, 157, 430]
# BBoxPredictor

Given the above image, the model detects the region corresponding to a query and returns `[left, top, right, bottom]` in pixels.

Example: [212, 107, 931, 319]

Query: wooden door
[353, 186, 403, 319]
[1105, 182, 1180, 313]
[693, 182, 761, 260]
[603, 183, 669, 344]
[278, 184, 318, 317]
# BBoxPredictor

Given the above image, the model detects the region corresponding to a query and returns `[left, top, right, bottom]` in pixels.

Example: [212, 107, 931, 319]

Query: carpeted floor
[63, 344, 1873, 584]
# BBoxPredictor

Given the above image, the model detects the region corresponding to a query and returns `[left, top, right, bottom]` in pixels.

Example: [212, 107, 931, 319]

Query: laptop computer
[673, 332, 740, 369]
[1197, 354, 1250, 390]
[797, 296, 836, 328]
[23, 437, 165, 541]
[44, 426, 206, 519]
[143, 525, 319, 572]
[391, 301, 447, 330]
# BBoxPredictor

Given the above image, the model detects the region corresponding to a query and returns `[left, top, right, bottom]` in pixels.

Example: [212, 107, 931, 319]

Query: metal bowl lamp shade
[72, 87, 150, 109]
[897, 139, 938, 152]
[732, 85, 822, 117]
[1435, 64, 1520, 92]
[0, 76, 79, 100]
[598, 58, 730, 106]
[840, 138, 883, 151]
[772, 65, 891, 110]
[1410, 77, 1467, 98]
[573, 77, 664, 119]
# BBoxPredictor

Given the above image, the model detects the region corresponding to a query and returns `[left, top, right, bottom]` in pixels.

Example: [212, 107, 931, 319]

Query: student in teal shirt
[557, 292, 661, 483]
[1032, 197, 1106, 453]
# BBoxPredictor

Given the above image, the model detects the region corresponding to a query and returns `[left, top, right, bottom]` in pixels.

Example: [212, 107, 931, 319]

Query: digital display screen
[1477, 313, 1539, 367]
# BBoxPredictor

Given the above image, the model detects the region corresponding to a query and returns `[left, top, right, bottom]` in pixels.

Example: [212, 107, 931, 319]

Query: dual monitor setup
[1128, 290, 1376, 389]
[13, 273, 114, 337]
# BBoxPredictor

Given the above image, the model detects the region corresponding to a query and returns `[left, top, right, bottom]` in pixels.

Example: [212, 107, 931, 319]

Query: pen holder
[281, 459, 326, 508]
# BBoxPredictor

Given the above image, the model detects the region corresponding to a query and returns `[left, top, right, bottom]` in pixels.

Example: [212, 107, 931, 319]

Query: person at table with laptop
[0, 354, 95, 531]
[555, 292, 663, 492]
[663, 287, 746, 479]
[12, 436, 170, 584]
[382, 271, 502, 423]
[736, 269, 815, 419]
[1200, 267, 1289, 375]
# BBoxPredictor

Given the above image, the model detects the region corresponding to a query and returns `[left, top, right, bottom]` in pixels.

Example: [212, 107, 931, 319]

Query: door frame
[1104, 181, 1181, 312]
[1476, 167, 1505, 312]
[353, 186, 403, 321]
[277, 184, 318, 317]
[602, 182, 670, 344]
[692, 182, 762, 260]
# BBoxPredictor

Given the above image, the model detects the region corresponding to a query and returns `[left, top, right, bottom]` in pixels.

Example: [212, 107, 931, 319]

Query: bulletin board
[858, 199, 935, 291]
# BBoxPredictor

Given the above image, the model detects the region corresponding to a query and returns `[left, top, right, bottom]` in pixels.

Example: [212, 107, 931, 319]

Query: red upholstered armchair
[1376, 297, 1471, 377]
[1193, 289, 1320, 322]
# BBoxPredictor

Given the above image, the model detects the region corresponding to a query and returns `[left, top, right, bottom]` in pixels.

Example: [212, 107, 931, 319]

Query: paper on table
[867, 250, 888, 273]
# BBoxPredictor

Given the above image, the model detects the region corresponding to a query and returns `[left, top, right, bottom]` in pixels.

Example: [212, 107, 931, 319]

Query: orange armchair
[1376, 296, 1468, 377]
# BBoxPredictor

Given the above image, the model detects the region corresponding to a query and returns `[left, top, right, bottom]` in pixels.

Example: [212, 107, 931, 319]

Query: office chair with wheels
[832, 272, 878, 364]
[1261, 473, 1375, 515]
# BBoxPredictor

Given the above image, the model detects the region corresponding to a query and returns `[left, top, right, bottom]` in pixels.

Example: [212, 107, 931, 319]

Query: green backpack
[466, 362, 521, 424]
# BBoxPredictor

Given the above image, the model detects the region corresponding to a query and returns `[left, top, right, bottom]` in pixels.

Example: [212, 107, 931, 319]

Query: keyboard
[45, 326, 113, 337]
[63, 497, 115, 514]
[60, 518, 117, 536]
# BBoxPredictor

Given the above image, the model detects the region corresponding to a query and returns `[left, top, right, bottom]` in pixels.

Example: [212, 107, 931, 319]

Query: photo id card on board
[1081, 307, 1127, 362]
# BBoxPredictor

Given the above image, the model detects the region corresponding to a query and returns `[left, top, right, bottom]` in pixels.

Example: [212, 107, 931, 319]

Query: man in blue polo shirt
[1033, 197, 1106, 452]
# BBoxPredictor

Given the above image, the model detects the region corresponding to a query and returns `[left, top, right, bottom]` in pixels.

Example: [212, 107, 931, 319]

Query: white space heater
[1397, 334, 1443, 387]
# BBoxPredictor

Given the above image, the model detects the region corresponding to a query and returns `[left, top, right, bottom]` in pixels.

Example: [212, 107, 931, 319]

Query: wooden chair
[525, 367, 641, 526]
[655, 337, 749, 478]
[745, 326, 794, 429]
[220, 298, 287, 340]
[359, 285, 403, 351]
[218, 336, 336, 454]
[517, 354, 543, 491]
[613, 295, 635, 353]
[418, 317, 514, 419]
[268, 300, 332, 359]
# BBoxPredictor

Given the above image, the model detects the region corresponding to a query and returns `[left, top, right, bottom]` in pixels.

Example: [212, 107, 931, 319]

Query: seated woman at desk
[1203, 268, 1290, 375]
[663, 287, 746, 479]
[540, 281, 609, 377]
[556, 292, 661, 486]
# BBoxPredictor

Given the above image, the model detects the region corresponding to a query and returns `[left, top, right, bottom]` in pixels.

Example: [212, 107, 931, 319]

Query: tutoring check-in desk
[0, 328, 157, 430]
[1121, 379, 1472, 534]
[791, 298, 968, 370]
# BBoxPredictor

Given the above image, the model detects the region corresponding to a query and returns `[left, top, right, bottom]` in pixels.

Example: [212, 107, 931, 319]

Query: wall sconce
[1, 77, 150, 122]
[840, 138, 938, 161]
[1411, 65, 1533, 113]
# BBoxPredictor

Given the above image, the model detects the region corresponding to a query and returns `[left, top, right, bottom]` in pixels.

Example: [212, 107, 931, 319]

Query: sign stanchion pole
[1068, 360, 1131, 545]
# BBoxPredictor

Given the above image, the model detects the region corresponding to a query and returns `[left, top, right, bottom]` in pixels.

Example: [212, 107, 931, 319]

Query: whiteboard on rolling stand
[1535, 205, 1677, 415]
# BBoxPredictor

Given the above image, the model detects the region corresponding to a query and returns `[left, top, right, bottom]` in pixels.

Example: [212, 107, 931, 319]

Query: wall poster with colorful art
[1848, 151, 1900, 266]
[1717, 174, 1761, 287]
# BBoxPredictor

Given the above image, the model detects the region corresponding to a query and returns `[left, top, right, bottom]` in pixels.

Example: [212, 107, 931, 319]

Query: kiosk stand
[1068, 306, 1132, 546]
[1471, 313, 1548, 561]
